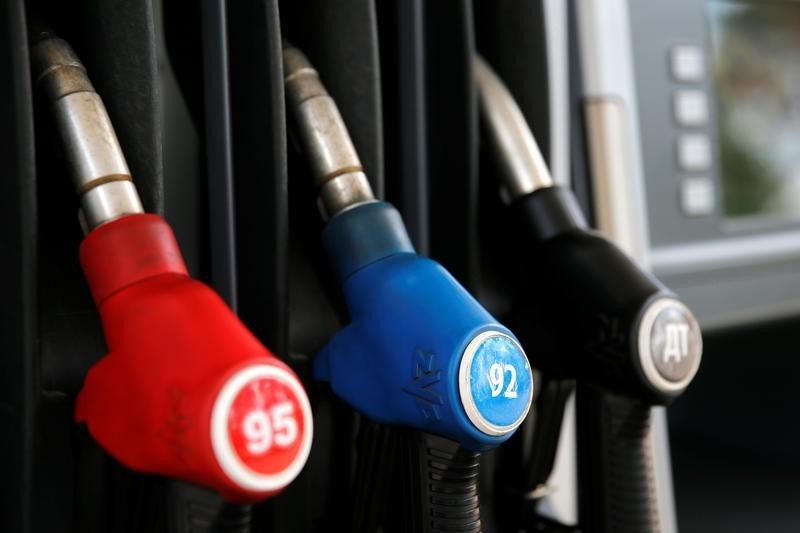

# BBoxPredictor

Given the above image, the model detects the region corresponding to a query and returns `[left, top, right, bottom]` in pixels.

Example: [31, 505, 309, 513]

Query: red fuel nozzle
[75, 214, 312, 502]
[31, 32, 312, 503]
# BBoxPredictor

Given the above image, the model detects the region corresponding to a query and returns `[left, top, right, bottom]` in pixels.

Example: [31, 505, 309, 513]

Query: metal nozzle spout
[283, 46, 375, 218]
[474, 55, 553, 198]
[30, 33, 143, 230]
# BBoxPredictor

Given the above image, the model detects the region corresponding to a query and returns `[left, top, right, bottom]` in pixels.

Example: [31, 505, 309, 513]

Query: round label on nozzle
[637, 298, 702, 393]
[211, 365, 313, 493]
[458, 332, 533, 436]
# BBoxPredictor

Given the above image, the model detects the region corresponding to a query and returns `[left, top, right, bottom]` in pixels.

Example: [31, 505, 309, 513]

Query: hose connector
[30, 32, 143, 230]
[475, 55, 553, 198]
[283, 46, 375, 218]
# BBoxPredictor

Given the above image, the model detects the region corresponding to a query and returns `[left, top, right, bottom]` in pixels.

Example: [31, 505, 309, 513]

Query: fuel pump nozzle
[285, 46, 533, 532]
[30, 32, 312, 507]
[476, 55, 702, 532]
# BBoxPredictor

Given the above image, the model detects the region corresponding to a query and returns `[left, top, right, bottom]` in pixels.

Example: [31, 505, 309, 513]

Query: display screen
[708, 1, 800, 223]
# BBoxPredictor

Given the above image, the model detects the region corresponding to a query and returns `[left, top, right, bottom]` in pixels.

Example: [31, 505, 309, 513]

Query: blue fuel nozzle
[284, 46, 533, 452]
[314, 202, 532, 451]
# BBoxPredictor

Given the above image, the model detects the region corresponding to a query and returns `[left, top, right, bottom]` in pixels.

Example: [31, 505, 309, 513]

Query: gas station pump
[9, 1, 799, 532]
[283, 45, 534, 532]
[28, 26, 312, 513]
[475, 56, 703, 533]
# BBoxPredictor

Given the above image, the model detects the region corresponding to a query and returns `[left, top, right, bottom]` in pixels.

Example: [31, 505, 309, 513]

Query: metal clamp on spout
[283, 46, 375, 218]
[29, 32, 143, 230]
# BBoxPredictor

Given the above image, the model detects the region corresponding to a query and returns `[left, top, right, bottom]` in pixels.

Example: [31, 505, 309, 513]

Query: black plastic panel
[423, 0, 479, 290]
[0, 3, 37, 532]
[377, 0, 429, 253]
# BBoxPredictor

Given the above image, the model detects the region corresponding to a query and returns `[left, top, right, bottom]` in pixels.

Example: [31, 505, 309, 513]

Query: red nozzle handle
[75, 214, 313, 502]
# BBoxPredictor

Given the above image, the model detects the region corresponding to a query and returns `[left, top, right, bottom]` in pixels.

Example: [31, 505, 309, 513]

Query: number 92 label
[211, 364, 313, 493]
[458, 332, 533, 437]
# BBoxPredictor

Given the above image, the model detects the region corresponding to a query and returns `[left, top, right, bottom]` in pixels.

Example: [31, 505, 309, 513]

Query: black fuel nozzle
[475, 56, 701, 405]
[476, 55, 702, 533]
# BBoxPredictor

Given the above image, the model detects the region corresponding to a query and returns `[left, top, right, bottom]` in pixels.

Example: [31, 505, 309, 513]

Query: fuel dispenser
[28, 25, 312, 512]
[283, 45, 534, 532]
[475, 56, 703, 533]
[0, 1, 730, 532]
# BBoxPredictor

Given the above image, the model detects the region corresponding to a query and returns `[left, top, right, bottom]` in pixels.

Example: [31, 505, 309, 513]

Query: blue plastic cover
[315, 203, 533, 451]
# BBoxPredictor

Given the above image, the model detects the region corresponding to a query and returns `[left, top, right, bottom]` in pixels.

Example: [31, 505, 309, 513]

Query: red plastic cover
[75, 214, 312, 502]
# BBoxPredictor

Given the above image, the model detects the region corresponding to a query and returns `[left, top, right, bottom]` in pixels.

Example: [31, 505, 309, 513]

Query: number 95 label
[211, 364, 313, 493]
[458, 332, 533, 437]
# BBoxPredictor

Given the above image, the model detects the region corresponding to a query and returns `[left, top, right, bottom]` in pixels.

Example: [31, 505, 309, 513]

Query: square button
[674, 90, 709, 127]
[678, 134, 712, 171]
[681, 177, 715, 216]
[671, 45, 705, 82]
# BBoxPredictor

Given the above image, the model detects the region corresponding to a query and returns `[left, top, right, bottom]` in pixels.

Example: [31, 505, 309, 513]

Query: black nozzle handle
[577, 386, 660, 533]
[165, 480, 252, 533]
[512, 186, 702, 404]
[350, 422, 398, 532]
[387, 430, 482, 533]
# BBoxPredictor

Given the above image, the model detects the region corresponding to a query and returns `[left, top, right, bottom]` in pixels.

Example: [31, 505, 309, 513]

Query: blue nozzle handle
[315, 202, 533, 451]
[321, 201, 415, 283]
